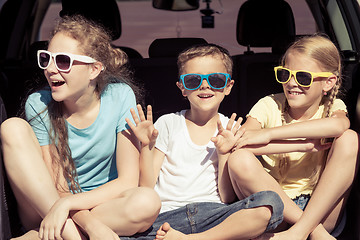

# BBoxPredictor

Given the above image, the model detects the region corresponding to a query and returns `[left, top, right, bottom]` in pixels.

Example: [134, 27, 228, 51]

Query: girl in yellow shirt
[229, 34, 358, 240]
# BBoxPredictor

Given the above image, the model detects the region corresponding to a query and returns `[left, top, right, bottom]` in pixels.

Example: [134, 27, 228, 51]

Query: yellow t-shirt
[247, 93, 347, 198]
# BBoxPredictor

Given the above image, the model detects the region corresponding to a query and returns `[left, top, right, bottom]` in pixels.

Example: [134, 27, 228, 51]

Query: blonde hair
[177, 43, 233, 76]
[278, 34, 342, 189]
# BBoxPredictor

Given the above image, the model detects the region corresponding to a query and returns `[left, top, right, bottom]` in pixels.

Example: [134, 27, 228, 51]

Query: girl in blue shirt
[0, 15, 160, 240]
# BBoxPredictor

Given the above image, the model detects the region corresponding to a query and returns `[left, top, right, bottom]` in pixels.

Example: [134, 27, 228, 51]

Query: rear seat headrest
[236, 0, 295, 49]
[148, 38, 208, 58]
[60, 0, 121, 41]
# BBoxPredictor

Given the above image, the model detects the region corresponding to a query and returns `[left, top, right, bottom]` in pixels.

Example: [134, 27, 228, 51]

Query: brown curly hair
[40, 15, 142, 193]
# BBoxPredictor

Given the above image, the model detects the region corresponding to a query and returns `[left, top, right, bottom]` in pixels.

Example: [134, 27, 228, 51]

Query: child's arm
[39, 145, 122, 240]
[241, 138, 332, 156]
[126, 105, 165, 188]
[211, 113, 242, 203]
[41, 125, 143, 238]
[236, 110, 349, 151]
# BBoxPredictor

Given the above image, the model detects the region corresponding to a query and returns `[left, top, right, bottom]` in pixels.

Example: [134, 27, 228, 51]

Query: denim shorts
[121, 191, 284, 240]
[292, 194, 346, 237]
[292, 194, 311, 211]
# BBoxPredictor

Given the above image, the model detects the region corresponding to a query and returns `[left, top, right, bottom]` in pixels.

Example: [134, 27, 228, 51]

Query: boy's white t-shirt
[154, 110, 230, 213]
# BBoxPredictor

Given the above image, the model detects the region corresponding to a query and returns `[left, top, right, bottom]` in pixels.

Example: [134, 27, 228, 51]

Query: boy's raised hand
[211, 113, 243, 154]
[126, 104, 158, 149]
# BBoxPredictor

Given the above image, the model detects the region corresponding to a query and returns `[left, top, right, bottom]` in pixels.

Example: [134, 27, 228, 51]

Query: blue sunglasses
[179, 73, 231, 90]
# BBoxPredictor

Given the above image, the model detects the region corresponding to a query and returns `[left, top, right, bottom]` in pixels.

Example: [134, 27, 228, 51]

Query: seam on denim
[186, 204, 198, 233]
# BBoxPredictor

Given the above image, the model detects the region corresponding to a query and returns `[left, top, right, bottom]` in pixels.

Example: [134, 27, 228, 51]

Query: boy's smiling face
[176, 55, 234, 114]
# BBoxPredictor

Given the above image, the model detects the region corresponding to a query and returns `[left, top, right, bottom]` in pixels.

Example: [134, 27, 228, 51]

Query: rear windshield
[40, 0, 316, 57]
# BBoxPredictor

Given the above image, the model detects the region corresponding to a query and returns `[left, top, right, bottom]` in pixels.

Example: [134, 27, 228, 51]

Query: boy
[125, 44, 283, 240]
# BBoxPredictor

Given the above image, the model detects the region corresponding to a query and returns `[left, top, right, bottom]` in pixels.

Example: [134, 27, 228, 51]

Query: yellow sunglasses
[274, 66, 333, 87]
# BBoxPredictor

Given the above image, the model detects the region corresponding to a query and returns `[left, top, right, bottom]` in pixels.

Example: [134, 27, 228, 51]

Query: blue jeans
[121, 191, 284, 240]
[292, 194, 346, 237]
[292, 194, 310, 210]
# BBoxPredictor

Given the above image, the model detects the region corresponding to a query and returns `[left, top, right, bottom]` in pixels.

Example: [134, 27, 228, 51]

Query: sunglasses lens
[38, 52, 51, 68]
[296, 72, 312, 86]
[55, 54, 71, 71]
[276, 68, 290, 83]
[208, 73, 227, 89]
[183, 75, 202, 90]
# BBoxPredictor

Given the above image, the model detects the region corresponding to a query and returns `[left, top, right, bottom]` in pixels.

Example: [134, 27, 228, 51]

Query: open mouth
[52, 81, 65, 87]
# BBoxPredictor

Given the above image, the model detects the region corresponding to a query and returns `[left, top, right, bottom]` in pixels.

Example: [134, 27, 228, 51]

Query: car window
[327, 0, 352, 51]
[40, 0, 317, 57]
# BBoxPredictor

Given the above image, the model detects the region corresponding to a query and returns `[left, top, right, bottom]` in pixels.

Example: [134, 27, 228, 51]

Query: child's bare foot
[11, 230, 40, 240]
[155, 222, 189, 240]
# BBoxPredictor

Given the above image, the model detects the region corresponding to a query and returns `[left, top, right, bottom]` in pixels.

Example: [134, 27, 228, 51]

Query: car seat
[0, 0, 42, 118]
[60, 0, 142, 59]
[230, 0, 296, 118]
[130, 37, 208, 120]
[148, 38, 207, 58]
[0, 0, 39, 60]
[0, 96, 11, 240]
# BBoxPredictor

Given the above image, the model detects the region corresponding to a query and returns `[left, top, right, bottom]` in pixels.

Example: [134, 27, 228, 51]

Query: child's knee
[228, 149, 261, 178]
[255, 191, 284, 232]
[334, 129, 359, 154]
[129, 187, 161, 219]
[0, 117, 31, 144]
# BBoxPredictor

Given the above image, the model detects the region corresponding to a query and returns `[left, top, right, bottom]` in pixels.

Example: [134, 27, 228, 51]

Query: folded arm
[39, 128, 140, 239]
[235, 110, 349, 153]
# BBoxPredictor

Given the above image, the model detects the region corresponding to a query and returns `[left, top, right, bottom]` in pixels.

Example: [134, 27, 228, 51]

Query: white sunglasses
[37, 50, 97, 72]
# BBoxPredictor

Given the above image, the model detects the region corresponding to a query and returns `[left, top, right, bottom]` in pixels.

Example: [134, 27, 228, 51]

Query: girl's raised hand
[126, 105, 158, 149]
[211, 113, 243, 154]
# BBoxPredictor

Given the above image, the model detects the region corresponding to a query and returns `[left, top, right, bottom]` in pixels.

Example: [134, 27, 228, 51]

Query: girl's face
[44, 32, 101, 104]
[176, 55, 234, 114]
[282, 51, 335, 120]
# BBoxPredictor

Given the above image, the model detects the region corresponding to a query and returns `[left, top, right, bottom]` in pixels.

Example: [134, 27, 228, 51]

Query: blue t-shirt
[25, 83, 137, 192]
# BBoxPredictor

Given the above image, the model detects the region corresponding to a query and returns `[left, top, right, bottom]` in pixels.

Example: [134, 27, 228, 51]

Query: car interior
[0, 0, 360, 239]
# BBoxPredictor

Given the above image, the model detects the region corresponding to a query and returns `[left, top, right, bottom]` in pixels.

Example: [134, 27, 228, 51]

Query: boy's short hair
[177, 43, 233, 77]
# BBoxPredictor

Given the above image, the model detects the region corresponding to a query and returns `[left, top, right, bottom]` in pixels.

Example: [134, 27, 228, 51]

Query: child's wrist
[140, 143, 155, 151]
[265, 128, 274, 141]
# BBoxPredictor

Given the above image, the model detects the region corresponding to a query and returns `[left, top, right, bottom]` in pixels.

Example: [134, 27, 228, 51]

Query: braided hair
[277, 34, 342, 188]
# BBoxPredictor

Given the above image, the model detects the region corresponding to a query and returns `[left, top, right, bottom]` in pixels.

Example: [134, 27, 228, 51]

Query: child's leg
[155, 207, 271, 240]
[155, 191, 283, 240]
[227, 149, 332, 240]
[227, 149, 303, 225]
[10, 230, 40, 240]
[1, 118, 84, 240]
[282, 129, 359, 240]
[90, 186, 161, 236]
[228, 129, 358, 240]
